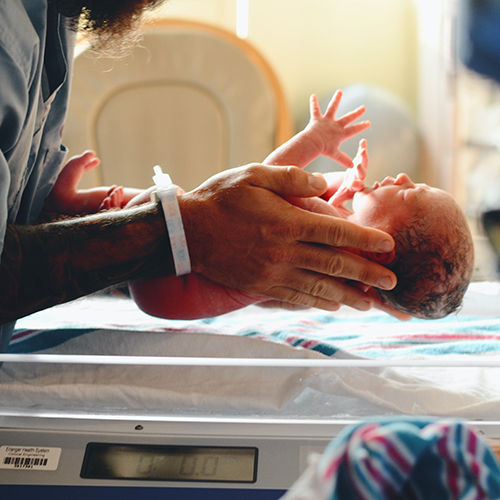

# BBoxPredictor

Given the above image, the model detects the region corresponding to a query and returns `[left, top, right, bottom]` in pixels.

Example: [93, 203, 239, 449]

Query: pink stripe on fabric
[323, 454, 345, 481]
[437, 435, 460, 498]
[10, 329, 38, 341]
[371, 435, 413, 474]
[382, 333, 500, 341]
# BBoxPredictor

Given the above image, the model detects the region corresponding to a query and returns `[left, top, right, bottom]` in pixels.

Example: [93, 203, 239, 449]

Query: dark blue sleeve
[459, 0, 500, 83]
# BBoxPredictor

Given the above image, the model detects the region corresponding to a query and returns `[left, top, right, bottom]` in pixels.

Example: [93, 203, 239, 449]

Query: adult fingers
[266, 268, 376, 312]
[295, 211, 395, 259]
[253, 166, 395, 254]
[287, 242, 396, 292]
[257, 300, 335, 312]
[286, 195, 341, 217]
[249, 164, 328, 198]
[181, 164, 395, 310]
[364, 287, 413, 321]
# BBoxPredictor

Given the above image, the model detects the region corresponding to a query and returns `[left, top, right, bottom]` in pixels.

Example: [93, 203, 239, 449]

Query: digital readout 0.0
[81, 443, 258, 483]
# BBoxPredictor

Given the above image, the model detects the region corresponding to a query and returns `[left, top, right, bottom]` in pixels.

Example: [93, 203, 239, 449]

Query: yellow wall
[152, 0, 418, 127]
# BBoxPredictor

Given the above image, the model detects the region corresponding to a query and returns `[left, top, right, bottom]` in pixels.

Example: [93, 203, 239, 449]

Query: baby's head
[349, 174, 474, 319]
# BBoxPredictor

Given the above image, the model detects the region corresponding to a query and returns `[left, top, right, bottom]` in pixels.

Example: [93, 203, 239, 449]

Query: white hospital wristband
[151, 166, 191, 276]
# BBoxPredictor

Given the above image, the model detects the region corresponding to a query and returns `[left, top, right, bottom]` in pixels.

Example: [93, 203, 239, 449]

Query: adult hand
[179, 164, 397, 312]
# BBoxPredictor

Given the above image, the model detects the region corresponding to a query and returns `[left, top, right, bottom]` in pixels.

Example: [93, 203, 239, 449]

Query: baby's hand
[328, 139, 368, 207]
[306, 91, 370, 168]
[99, 185, 125, 211]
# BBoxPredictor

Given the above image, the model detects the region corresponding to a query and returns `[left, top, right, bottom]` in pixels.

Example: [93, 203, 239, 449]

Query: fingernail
[309, 174, 326, 189]
[377, 240, 393, 253]
[379, 276, 394, 290]
[326, 302, 341, 312]
[356, 300, 371, 311]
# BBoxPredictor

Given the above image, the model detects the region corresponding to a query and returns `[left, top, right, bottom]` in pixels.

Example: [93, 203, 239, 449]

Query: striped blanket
[2, 282, 500, 418]
[9, 282, 500, 358]
[282, 418, 500, 500]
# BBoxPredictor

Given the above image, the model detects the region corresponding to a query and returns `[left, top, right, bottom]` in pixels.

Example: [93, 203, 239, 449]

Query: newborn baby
[47, 90, 473, 320]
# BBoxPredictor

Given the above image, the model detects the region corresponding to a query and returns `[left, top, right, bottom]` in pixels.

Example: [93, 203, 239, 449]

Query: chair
[63, 19, 292, 191]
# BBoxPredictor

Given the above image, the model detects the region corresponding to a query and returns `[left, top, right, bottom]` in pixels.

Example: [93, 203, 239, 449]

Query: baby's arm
[265, 91, 370, 169]
[327, 139, 368, 207]
[44, 151, 143, 215]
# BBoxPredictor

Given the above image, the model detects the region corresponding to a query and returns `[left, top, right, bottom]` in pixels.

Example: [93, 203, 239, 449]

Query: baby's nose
[395, 173, 413, 186]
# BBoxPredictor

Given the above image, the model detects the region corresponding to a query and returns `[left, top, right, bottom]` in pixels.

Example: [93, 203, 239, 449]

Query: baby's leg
[44, 150, 107, 214]
[53, 151, 100, 195]
[129, 274, 264, 320]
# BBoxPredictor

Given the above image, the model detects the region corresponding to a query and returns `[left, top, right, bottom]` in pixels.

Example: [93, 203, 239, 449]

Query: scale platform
[0, 412, 360, 500]
[2, 412, 500, 500]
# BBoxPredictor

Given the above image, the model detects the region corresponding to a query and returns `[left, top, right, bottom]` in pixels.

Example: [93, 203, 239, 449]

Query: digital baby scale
[0, 413, 350, 500]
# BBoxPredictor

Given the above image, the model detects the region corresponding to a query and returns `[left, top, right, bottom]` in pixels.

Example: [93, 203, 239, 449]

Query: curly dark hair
[50, 0, 165, 54]
[377, 201, 474, 319]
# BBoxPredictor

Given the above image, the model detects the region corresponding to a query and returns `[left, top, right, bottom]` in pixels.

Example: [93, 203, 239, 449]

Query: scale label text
[0, 445, 61, 471]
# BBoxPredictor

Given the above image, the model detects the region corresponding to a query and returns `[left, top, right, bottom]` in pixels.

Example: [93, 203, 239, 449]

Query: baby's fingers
[337, 105, 367, 127]
[350, 180, 365, 191]
[309, 94, 323, 120]
[353, 139, 369, 169]
[328, 187, 353, 207]
[343, 121, 371, 140]
[323, 90, 343, 119]
[331, 150, 354, 169]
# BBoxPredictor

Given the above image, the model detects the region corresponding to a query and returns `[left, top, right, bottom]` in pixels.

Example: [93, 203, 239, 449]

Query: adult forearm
[0, 202, 174, 323]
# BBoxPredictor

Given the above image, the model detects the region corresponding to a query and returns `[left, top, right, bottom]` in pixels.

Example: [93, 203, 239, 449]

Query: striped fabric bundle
[10, 298, 500, 359]
[282, 419, 500, 500]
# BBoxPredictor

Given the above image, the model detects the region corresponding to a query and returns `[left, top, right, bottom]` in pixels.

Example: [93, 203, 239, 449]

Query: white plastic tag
[152, 166, 191, 276]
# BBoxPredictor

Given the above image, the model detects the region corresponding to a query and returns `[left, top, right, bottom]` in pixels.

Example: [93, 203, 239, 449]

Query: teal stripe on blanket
[8, 329, 96, 353]
[10, 312, 500, 358]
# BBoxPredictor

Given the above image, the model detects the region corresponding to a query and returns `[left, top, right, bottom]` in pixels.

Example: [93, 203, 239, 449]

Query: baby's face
[349, 173, 453, 234]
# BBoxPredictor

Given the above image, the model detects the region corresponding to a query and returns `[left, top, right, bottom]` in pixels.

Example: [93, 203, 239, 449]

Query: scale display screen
[81, 443, 258, 483]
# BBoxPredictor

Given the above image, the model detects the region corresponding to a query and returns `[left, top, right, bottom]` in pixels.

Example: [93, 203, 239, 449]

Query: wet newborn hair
[377, 200, 474, 319]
